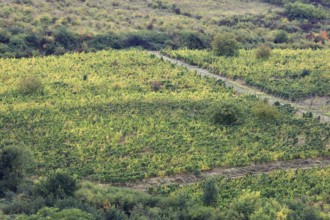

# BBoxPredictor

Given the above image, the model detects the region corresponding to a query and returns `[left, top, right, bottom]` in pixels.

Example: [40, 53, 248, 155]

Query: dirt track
[149, 51, 330, 123]
[111, 157, 330, 191]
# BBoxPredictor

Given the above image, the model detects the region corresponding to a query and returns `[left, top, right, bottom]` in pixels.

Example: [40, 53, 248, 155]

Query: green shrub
[285, 2, 328, 20]
[104, 207, 127, 220]
[255, 45, 272, 59]
[124, 31, 170, 50]
[252, 102, 281, 121]
[202, 178, 218, 206]
[37, 170, 78, 199]
[274, 31, 289, 44]
[212, 33, 239, 57]
[17, 207, 92, 220]
[250, 199, 290, 220]
[225, 191, 261, 220]
[212, 103, 241, 125]
[17, 76, 44, 95]
[0, 145, 33, 195]
[0, 30, 10, 43]
[53, 27, 80, 50]
[88, 33, 123, 50]
[179, 31, 210, 49]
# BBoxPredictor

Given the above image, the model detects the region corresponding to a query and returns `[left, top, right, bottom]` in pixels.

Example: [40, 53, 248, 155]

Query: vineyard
[162, 49, 330, 101]
[1, 49, 329, 183]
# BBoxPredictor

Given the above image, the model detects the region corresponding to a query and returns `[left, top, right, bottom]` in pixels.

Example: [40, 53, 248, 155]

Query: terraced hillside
[1, 50, 329, 183]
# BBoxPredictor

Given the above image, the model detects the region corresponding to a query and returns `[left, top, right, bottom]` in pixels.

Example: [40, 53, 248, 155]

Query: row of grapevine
[1, 49, 329, 182]
[162, 48, 330, 101]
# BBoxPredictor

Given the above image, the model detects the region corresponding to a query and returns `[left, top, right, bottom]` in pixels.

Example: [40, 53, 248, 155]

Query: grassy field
[1, 50, 329, 183]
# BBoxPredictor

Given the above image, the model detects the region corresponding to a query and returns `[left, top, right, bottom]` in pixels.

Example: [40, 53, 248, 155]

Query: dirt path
[149, 51, 330, 123]
[110, 157, 330, 191]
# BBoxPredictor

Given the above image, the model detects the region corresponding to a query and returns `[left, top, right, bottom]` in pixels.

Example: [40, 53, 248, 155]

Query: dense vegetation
[1, 50, 329, 184]
[1, 166, 329, 219]
[0, 0, 329, 58]
[162, 48, 330, 101]
[1, 1, 330, 219]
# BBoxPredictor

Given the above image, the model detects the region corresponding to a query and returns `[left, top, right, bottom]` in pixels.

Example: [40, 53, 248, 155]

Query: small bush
[274, 31, 289, 44]
[37, 170, 78, 199]
[213, 103, 241, 125]
[255, 45, 272, 59]
[18, 76, 44, 95]
[252, 102, 280, 121]
[179, 31, 210, 49]
[151, 81, 162, 91]
[212, 33, 239, 57]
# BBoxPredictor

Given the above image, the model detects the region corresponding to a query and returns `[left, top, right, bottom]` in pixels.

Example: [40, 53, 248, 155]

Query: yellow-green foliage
[17, 76, 44, 95]
[255, 45, 272, 59]
[0, 50, 329, 182]
[253, 102, 280, 121]
[163, 48, 330, 100]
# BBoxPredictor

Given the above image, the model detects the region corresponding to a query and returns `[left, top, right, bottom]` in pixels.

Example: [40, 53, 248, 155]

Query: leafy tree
[0, 145, 33, 195]
[213, 103, 241, 125]
[212, 33, 239, 57]
[37, 170, 78, 199]
[201, 178, 218, 206]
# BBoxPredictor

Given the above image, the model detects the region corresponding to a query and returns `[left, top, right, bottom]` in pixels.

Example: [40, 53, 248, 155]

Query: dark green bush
[285, 2, 328, 20]
[274, 30, 289, 44]
[53, 27, 80, 50]
[202, 178, 218, 206]
[0, 145, 33, 195]
[88, 33, 123, 50]
[37, 170, 78, 199]
[104, 207, 127, 220]
[124, 31, 170, 50]
[179, 31, 210, 49]
[212, 33, 239, 57]
[212, 103, 241, 125]
[0, 30, 11, 43]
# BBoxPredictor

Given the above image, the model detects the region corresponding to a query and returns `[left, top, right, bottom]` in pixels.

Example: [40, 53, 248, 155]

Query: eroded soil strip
[149, 51, 330, 123]
[112, 157, 330, 191]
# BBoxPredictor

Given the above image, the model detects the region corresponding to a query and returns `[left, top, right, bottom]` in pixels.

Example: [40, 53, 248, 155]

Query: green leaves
[1, 50, 329, 183]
